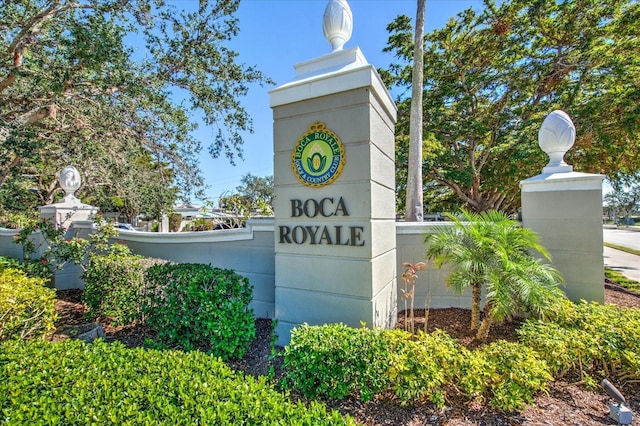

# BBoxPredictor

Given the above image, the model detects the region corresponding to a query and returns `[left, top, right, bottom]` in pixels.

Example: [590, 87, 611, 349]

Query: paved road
[603, 227, 640, 282]
[603, 228, 640, 251]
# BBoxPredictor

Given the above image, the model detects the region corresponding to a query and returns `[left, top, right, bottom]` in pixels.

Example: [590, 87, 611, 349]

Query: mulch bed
[52, 280, 640, 425]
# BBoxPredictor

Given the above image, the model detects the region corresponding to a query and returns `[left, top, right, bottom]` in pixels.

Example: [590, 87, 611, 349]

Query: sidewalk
[603, 246, 640, 282]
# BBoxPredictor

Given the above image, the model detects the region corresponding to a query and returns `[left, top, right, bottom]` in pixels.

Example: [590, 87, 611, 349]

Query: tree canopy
[219, 173, 274, 220]
[0, 0, 270, 219]
[604, 181, 640, 224]
[382, 0, 640, 214]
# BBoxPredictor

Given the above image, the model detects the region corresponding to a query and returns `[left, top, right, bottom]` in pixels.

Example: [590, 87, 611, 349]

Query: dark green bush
[82, 244, 165, 325]
[144, 263, 255, 359]
[284, 323, 393, 401]
[0, 268, 57, 341]
[518, 300, 640, 385]
[0, 339, 355, 425]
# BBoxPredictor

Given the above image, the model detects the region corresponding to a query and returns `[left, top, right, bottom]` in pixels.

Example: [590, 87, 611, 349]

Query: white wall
[2, 219, 602, 319]
[396, 222, 472, 311]
[0, 228, 24, 260]
[0, 220, 467, 317]
[117, 219, 277, 318]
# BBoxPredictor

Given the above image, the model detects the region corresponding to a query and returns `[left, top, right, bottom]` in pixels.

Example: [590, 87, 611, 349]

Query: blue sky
[195, 0, 483, 204]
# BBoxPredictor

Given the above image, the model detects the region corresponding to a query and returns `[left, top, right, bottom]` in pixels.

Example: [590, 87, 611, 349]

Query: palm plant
[425, 209, 564, 340]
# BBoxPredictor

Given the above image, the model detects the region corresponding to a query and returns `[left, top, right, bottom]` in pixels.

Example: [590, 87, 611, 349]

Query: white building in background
[173, 202, 201, 220]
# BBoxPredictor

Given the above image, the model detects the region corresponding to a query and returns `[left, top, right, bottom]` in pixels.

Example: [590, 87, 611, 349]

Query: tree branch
[0, 48, 23, 92]
[431, 166, 479, 211]
[2, 1, 96, 94]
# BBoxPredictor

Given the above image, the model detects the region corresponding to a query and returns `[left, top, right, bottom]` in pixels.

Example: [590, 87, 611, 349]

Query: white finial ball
[538, 110, 575, 173]
[323, 0, 353, 52]
[59, 165, 81, 199]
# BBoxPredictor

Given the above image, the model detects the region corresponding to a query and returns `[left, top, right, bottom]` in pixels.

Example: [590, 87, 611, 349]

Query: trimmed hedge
[284, 323, 551, 411]
[0, 268, 57, 341]
[284, 323, 392, 401]
[0, 339, 355, 425]
[144, 263, 255, 360]
[82, 244, 164, 325]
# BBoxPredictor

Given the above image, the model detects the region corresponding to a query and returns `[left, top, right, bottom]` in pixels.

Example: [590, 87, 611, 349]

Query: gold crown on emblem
[308, 122, 326, 132]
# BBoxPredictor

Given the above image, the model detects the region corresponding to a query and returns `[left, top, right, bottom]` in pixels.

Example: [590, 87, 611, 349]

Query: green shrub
[0, 254, 51, 280]
[388, 331, 549, 410]
[82, 244, 164, 325]
[0, 268, 57, 341]
[285, 324, 552, 411]
[476, 341, 552, 411]
[0, 257, 22, 272]
[387, 330, 450, 406]
[143, 263, 255, 359]
[168, 212, 182, 232]
[284, 323, 393, 401]
[0, 339, 355, 425]
[518, 300, 640, 384]
[455, 346, 493, 398]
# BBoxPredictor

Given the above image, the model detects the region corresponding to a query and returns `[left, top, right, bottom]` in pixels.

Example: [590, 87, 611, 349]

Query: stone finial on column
[41, 164, 97, 234]
[323, 0, 353, 52]
[59, 165, 82, 202]
[538, 110, 575, 174]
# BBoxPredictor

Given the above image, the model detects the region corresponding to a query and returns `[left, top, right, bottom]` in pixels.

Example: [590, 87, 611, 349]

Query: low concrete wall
[0, 228, 23, 260]
[0, 220, 472, 318]
[6, 219, 599, 318]
[0, 220, 276, 317]
[396, 222, 472, 311]
[117, 219, 276, 318]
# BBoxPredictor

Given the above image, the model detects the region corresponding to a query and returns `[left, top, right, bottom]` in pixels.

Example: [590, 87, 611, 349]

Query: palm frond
[424, 208, 567, 336]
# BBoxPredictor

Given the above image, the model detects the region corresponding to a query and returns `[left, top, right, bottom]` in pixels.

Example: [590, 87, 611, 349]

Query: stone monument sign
[270, 0, 397, 345]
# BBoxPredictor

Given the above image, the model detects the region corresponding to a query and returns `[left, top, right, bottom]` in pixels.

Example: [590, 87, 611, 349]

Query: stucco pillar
[269, 1, 397, 345]
[520, 111, 605, 302]
[39, 166, 98, 290]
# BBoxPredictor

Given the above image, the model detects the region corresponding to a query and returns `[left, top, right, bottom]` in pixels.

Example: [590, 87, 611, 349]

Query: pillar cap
[520, 171, 605, 192]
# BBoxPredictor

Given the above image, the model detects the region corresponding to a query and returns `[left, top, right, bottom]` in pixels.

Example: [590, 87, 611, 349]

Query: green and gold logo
[292, 122, 345, 187]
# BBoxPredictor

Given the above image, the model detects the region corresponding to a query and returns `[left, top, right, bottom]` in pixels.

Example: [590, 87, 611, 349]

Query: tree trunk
[470, 283, 481, 330]
[404, 0, 425, 221]
[476, 303, 493, 341]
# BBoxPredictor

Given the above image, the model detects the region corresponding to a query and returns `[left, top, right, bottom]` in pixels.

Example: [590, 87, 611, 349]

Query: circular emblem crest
[292, 122, 345, 187]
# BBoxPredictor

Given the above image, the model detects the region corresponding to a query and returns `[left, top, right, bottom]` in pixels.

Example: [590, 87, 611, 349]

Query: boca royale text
[278, 197, 365, 246]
